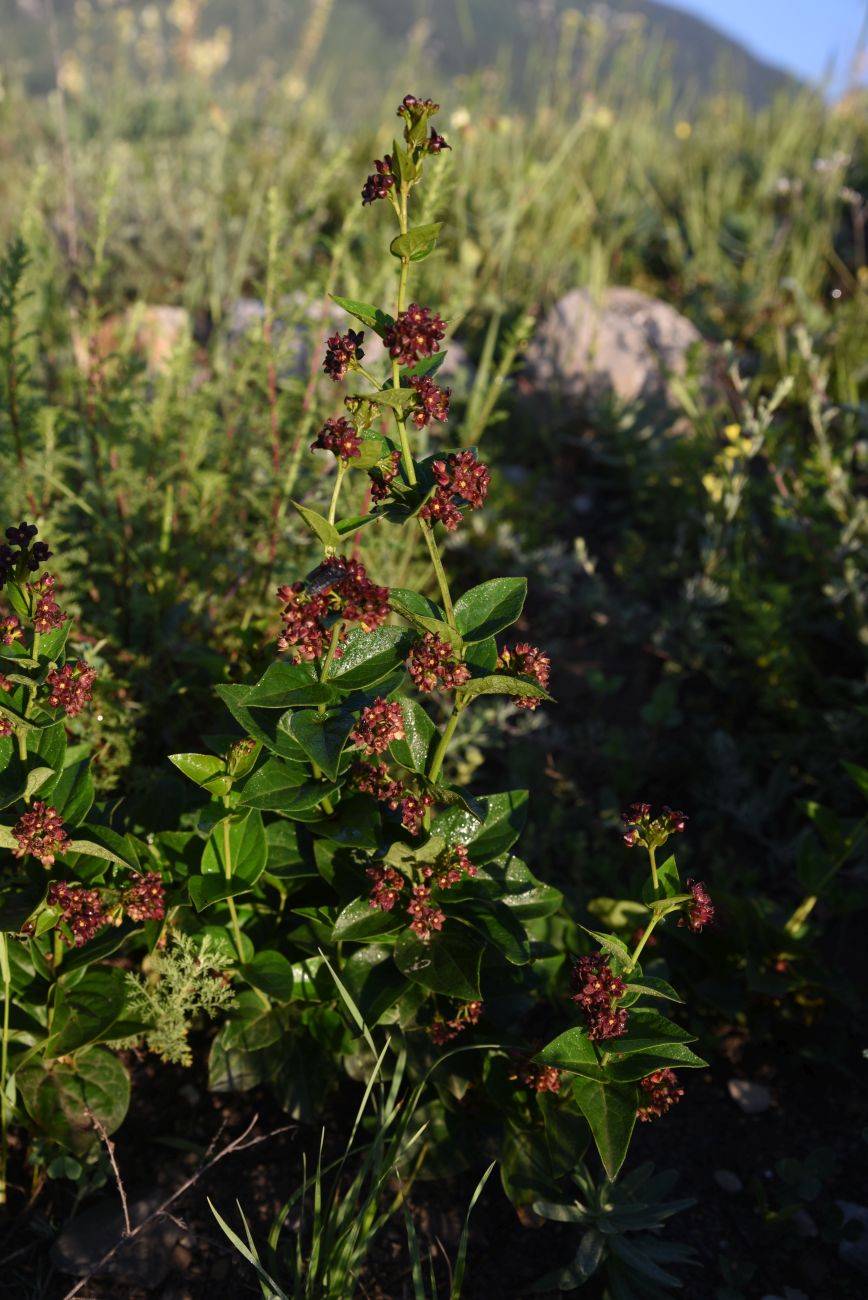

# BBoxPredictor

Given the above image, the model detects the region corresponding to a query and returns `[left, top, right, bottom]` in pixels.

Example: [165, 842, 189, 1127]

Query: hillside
[7, 0, 800, 107]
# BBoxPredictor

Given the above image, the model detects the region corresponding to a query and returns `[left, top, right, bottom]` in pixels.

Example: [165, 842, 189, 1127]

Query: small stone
[51, 1192, 183, 1288]
[792, 1208, 818, 1238]
[727, 1078, 773, 1114]
[713, 1169, 743, 1193]
[837, 1201, 868, 1277]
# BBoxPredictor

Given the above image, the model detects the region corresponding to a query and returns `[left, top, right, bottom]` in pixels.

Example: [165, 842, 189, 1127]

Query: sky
[669, 0, 868, 93]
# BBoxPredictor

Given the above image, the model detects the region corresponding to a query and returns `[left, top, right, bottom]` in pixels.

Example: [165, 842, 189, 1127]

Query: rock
[713, 1169, 743, 1193]
[727, 1078, 773, 1114]
[51, 1192, 184, 1288]
[72, 305, 190, 377]
[837, 1201, 868, 1277]
[761, 1290, 809, 1300]
[524, 286, 705, 409]
[792, 1208, 818, 1239]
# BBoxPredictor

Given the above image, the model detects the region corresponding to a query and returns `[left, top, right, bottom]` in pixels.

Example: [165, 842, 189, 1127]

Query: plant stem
[327, 463, 346, 527]
[648, 844, 658, 894]
[625, 915, 662, 974]
[419, 519, 456, 627]
[0, 933, 10, 1206]
[220, 809, 246, 964]
[427, 705, 463, 786]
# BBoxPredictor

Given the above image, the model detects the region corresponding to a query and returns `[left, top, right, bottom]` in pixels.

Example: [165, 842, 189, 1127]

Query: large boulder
[524, 286, 705, 409]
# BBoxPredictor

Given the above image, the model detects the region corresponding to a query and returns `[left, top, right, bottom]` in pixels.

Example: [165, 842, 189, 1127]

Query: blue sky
[669, 0, 868, 93]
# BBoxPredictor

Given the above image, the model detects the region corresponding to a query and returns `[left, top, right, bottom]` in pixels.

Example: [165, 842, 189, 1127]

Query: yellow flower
[674, 120, 692, 140]
[723, 422, 742, 441]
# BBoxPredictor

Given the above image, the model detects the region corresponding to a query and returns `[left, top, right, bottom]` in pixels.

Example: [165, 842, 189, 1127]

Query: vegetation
[0, 4, 865, 1297]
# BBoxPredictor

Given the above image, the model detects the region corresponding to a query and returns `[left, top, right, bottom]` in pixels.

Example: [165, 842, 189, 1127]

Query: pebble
[727, 1078, 773, 1114]
[713, 1169, 743, 1193]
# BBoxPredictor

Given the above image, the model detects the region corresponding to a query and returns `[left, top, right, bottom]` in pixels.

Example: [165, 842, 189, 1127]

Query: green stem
[0, 933, 10, 1206]
[427, 705, 463, 787]
[648, 844, 658, 894]
[220, 809, 246, 965]
[419, 520, 456, 627]
[327, 463, 346, 527]
[354, 362, 382, 390]
[625, 915, 662, 974]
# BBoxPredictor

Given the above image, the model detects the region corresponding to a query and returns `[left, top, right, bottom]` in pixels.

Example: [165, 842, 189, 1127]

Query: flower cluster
[277, 555, 390, 660]
[510, 1059, 562, 1094]
[369, 449, 402, 504]
[382, 304, 445, 367]
[351, 698, 405, 755]
[678, 879, 715, 933]
[311, 416, 362, 463]
[47, 881, 110, 947]
[123, 871, 167, 923]
[0, 520, 52, 588]
[396, 96, 450, 155]
[27, 573, 65, 633]
[361, 156, 395, 206]
[571, 953, 628, 1042]
[44, 660, 97, 717]
[12, 801, 70, 866]
[409, 375, 451, 428]
[430, 1000, 483, 1046]
[1, 614, 22, 645]
[496, 643, 551, 709]
[622, 803, 688, 849]
[407, 633, 470, 692]
[425, 843, 477, 890]
[406, 882, 445, 941]
[637, 1069, 684, 1122]
[323, 328, 365, 382]
[419, 450, 490, 531]
[353, 762, 435, 836]
[0, 716, 10, 738]
[366, 864, 405, 912]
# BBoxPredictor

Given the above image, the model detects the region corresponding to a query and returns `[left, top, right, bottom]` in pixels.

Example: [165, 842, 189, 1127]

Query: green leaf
[390, 222, 443, 263]
[389, 697, 437, 773]
[454, 901, 531, 965]
[291, 499, 340, 550]
[288, 708, 354, 782]
[642, 853, 681, 905]
[571, 1076, 639, 1180]
[218, 662, 329, 709]
[349, 433, 390, 471]
[329, 294, 393, 338]
[340, 946, 407, 1029]
[191, 810, 267, 909]
[607, 1009, 696, 1057]
[534, 1028, 600, 1072]
[369, 387, 416, 414]
[328, 626, 414, 691]
[168, 752, 232, 797]
[332, 896, 405, 941]
[17, 1047, 130, 1154]
[391, 139, 416, 185]
[238, 951, 295, 1002]
[394, 926, 483, 999]
[458, 674, 553, 706]
[604, 1045, 707, 1081]
[433, 790, 529, 863]
[236, 760, 336, 814]
[44, 968, 127, 1057]
[581, 927, 632, 968]
[624, 975, 683, 1003]
[453, 578, 527, 643]
[389, 588, 460, 651]
[47, 759, 94, 826]
[445, 854, 563, 919]
[65, 839, 134, 868]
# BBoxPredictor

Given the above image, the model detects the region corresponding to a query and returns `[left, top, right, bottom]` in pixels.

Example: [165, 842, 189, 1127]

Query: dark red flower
[1, 614, 22, 645]
[399, 791, 435, 836]
[511, 1059, 562, 1093]
[123, 871, 166, 923]
[678, 879, 715, 933]
[406, 882, 445, 942]
[409, 375, 451, 427]
[406, 633, 470, 692]
[28, 573, 65, 633]
[367, 864, 406, 912]
[621, 803, 688, 849]
[352, 760, 404, 805]
[44, 660, 97, 717]
[571, 953, 629, 1042]
[47, 881, 110, 947]
[419, 450, 490, 532]
[637, 1069, 684, 1121]
[311, 416, 362, 463]
[277, 555, 390, 661]
[362, 156, 395, 205]
[12, 800, 69, 866]
[323, 328, 365, 381]
[369, 449, 402, 504]
[382, 304, 445, 367]
[351, 698, 405, 755]
[426, 127, 451, 153]
[496, 642, 551, 709]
